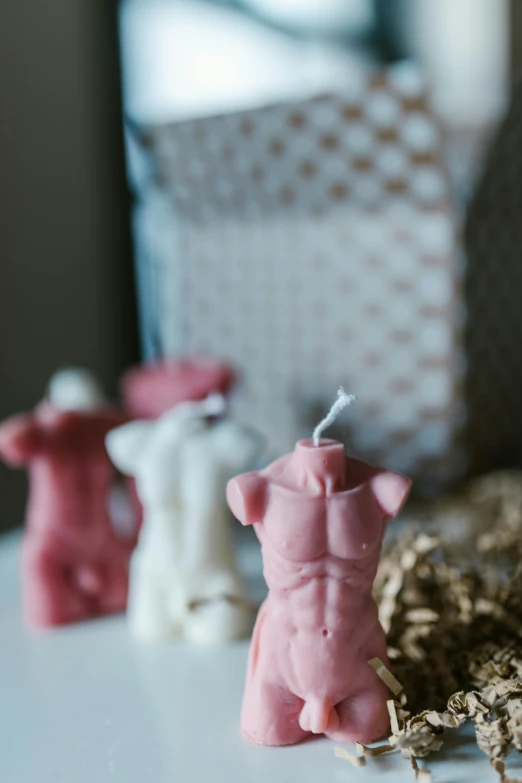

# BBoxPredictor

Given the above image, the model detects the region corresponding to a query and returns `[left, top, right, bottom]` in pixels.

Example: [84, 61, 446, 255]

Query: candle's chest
[27, 458, 113, 546]
[261, 483, 384, 563]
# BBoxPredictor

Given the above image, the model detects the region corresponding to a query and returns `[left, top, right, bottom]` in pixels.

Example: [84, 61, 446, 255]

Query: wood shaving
[387, 699, 403, 735]
[334, 746, 366, 767]
[369, 470, 522, 782]
[410, 754, 432, 780]
[368, 657, 404, 696]
[355, 741, 395, 756]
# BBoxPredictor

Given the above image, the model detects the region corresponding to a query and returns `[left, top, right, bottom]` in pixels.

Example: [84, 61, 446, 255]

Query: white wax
[106, 397, 260, 645]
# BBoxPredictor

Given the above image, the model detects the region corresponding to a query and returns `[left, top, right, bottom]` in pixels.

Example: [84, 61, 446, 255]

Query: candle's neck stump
[292, 439, 347, 495]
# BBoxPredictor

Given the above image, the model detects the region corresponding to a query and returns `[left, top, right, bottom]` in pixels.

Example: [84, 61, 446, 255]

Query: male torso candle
[227, 391, 411, 745]
[121, 357, 236, 419]
[106, 394, 260, 644]
[121, 357, 237, 528]
[0, 369, 135, 629]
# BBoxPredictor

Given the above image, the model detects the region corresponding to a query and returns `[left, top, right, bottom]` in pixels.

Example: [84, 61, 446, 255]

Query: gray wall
[0, 1, 139, 531]
[512, 0, 522, 78]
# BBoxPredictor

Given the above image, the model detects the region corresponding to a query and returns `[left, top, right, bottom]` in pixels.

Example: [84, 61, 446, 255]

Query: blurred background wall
[0, 1, 139, 531]
[0, 0, 520, 532]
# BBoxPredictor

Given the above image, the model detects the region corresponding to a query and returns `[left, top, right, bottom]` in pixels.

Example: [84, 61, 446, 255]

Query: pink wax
[121, 357, 236, 419]
[227, 438, 412, 746]
[0, 404, 136, 629]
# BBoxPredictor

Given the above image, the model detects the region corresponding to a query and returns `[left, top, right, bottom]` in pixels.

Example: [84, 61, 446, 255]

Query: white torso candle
[106, 395, 260, 644]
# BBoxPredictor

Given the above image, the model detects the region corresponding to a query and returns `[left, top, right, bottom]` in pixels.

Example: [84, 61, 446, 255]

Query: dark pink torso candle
[0, 387, 135, 628]
[121, 357, 236, 419]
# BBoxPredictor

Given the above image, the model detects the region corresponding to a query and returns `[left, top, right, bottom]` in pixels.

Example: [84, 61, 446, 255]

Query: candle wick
[312, 387, 357, 447]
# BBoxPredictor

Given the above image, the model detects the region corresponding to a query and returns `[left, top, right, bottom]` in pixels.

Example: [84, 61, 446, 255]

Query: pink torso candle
[227, 438, 411, 746]
[121, 357, 236, 419]
[0, 404, 135, 628]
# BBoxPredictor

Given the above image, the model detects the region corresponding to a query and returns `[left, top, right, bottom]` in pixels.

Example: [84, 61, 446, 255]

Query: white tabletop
[0, 529, 518, 783]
